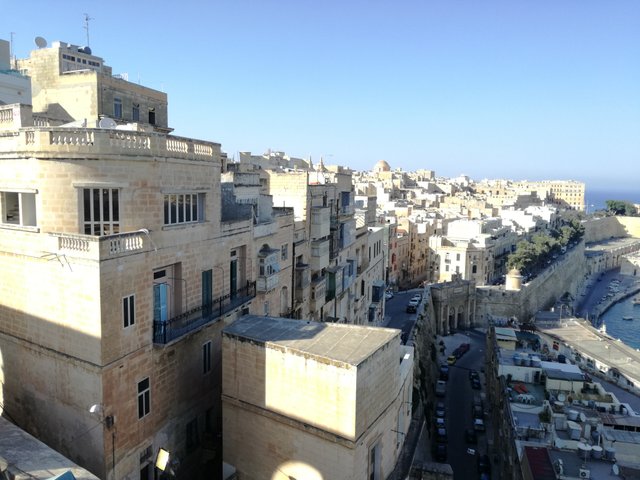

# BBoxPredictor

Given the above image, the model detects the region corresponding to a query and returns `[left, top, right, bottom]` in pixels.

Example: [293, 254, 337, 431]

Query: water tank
[604, 446, 616, 461]
[591, 445, 603, 459]
[531, 356, 542, 367]
[567, 410, 579, 421]
[568, 421, 582, 440]
[555, 414, 567, 430]
[591, 430, 600, 444]
[577, 443, 592, 459]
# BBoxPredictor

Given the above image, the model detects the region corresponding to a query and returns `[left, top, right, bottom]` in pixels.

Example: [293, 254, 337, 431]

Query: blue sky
[4, 1, 640, 192]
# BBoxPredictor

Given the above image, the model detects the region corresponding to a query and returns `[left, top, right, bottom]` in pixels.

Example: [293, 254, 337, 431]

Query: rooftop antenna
[10, 32, 16, 69]
[83, 13, 93, 46]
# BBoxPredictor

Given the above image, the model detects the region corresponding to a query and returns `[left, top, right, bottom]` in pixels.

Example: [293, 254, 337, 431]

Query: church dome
[374, 160, 391, 172]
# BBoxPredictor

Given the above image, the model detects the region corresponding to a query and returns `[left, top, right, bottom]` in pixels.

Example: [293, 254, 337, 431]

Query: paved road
[384, 289, 422, 343]
[442, 330, 488, 479]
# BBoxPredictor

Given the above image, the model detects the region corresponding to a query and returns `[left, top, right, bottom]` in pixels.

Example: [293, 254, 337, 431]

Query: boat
[633, 298, 640, 305]
[622, 316, 633, 321]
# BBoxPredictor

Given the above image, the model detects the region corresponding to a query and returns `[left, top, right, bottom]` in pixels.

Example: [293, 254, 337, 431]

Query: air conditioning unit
[579, 468, 591, 479]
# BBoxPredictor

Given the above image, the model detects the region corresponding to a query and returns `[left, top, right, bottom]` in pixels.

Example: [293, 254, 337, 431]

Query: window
[83, 188, 119, 235]
[163, 193, 204, 226]
[264, 301, 270, 316]
[369, 442, 381, 480]
[202, 341, 212, 374]
[114, 97, 122, 118]
[148, 108, 156, 125]
[1, 191, 37, 227]
[123, 294, 135, 328]
[137, 377, 150, 419]
[132, 103, 140, 122]
[281, 244, 288, 261]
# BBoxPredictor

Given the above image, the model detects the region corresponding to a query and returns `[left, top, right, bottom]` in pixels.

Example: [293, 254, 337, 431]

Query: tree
[606, 200, 637, 216]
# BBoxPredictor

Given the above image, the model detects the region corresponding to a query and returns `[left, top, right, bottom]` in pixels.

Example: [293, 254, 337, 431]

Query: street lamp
[89, 404, 116, 479]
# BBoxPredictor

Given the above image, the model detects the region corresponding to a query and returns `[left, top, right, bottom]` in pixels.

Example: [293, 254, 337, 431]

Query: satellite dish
[98, 117, 117, 129]
[558, 393, 566, 402]
[612, 464, 619, 475]
[35, 36, 48, 48]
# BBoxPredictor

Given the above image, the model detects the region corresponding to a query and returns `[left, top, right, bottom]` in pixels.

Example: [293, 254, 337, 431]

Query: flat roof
[223, 315, 400, 366]
[495, 327, 518, 340]
[0, 417, 100, 480]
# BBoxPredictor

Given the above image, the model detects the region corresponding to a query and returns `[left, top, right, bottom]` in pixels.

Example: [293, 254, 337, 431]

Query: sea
[600, 299, 640, 350]
[584, 186, 640, 349]
[586, 187, 640, 212]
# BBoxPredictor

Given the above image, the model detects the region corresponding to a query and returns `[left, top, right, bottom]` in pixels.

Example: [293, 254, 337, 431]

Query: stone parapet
[0, 127, 220, 164]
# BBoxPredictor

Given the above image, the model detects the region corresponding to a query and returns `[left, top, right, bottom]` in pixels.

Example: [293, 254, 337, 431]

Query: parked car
[439, 364, 449, 380]
[435, 427, 448, 443]
[434, 443, 447, 462]
[477, 454, 491, 474]
[384, 290, 394, 300]
[465, 428, 477, 444]
[469, 369, 479, 380]
[471, 377, 482, 390]
[435, 401, 446, 418]
[474, 418, 486, 432]
[436, 380, 447, 397]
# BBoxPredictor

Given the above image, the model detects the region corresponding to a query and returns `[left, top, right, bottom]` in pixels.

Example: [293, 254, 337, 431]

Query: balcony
[310, 276, 326, 311]
[310, 239, 330, 271]
[153, 281, 256, 344]
[50, 230, 149, 260]
[257, 272, 279, 292]
[295, 263, 310, 289]
[254, 221, 278, 238]
[310, 207, 330, 239]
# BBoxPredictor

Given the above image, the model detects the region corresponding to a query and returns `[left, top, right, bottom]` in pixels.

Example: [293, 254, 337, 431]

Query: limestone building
[17, 41, 168, 131]
[222, 315, 413, 480]
[0, 43, 256, 479]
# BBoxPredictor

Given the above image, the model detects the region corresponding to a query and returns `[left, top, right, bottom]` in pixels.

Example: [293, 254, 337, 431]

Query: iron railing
[153, 281, 256, 344]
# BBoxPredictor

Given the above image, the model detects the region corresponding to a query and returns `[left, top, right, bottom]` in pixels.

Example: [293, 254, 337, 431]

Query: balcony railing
[153, 281, 256, 344]
[51, 230, 148, 260]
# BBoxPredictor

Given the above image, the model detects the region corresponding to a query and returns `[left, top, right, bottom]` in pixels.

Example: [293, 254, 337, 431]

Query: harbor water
[601, 297, 640, 350]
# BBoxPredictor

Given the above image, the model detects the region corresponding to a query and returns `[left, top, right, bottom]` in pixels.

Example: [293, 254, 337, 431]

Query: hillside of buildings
[3, 36, 640, 480]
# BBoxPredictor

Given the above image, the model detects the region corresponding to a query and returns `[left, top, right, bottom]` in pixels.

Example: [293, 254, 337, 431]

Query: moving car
[447, 355, 457, 365]
[406, 298, 419, 313]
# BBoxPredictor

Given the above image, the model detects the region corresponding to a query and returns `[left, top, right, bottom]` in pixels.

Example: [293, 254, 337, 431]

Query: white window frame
[163, 193, 205, 226]
[137, 377, 151, 419]
[202, 341, 212, 374]
[1, 190, 38, 228]
[123, 294, 135, 328]
[82, 187, 120, 236]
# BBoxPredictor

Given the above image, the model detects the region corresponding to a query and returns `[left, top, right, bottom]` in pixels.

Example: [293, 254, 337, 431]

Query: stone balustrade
[51, 230, 148, 260]
[0, 126, 220, 163]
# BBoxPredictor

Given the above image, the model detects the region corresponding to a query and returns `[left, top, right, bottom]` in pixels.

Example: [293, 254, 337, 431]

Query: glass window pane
[178, 194, 184, 223]
[170, 195, 177, 224]
[93, 189, 100, 223]
[102, 189, 110, 222]
[164, 195, 169, 224]
[83, 189, 91, 221]
[185, 194, 191, 222]
[112, 190, 119, 221]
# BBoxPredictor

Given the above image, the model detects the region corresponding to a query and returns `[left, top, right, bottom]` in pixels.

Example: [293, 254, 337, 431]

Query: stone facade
[222, 316, 413, 480]
[0, 125, 254, 479]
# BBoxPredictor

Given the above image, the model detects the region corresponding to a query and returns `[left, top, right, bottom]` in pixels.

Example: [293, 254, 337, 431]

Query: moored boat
[622, 316, 633, 321]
